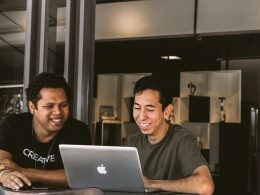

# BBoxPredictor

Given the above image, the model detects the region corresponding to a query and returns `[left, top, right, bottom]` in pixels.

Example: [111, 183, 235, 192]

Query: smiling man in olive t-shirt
[125, 75, 214, 195]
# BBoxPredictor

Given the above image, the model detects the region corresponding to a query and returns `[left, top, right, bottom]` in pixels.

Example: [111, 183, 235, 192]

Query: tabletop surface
[0, 186, 196, 195]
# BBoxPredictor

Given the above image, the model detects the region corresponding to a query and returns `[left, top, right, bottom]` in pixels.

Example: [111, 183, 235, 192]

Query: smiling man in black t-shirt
[0, 73, 91, 190]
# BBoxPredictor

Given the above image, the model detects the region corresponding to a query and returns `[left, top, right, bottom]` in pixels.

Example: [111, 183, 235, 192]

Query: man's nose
[53, 106, 62, 114]
[139, 109, 147, 120]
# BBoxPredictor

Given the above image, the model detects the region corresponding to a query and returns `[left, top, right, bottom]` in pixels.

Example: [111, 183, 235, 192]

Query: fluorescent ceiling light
[161, 55, 182, 60]
[161, 56, 168, 60]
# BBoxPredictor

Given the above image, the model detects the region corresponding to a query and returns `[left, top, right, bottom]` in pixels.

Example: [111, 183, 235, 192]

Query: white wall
[95, 0, 195, 40]
[197, 0, 260, 34]
[221, 59, 260, 106]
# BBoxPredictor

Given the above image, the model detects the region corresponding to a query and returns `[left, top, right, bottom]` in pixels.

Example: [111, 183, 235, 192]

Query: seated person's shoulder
[65, 117, 88, 129]
[61, 117, 91, 144]
[1, 113, 31, 126]
[171, 124, 194, 138]
[124, 131, 142, 146]
[63, 117, 91, 136]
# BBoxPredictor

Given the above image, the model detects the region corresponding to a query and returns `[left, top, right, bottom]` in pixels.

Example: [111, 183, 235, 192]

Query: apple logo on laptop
[97, 164, 107, 174]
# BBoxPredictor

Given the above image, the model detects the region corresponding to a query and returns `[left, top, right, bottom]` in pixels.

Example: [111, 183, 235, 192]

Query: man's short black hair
[133, 75, 173, 111]
[25, 72, 71, 108]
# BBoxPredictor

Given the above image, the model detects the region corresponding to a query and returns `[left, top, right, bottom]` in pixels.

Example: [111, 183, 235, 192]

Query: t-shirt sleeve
[178, 133, 208, 176]
[0, 115, 13, 153]
[82, 124, 92, 145]
[124, 137, 132, 147]
[124, 133, 138, 147]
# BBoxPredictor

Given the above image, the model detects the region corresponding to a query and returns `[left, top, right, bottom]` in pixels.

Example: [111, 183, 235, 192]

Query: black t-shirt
[125, 124, 208, 180]
[0, 113, 91, 170]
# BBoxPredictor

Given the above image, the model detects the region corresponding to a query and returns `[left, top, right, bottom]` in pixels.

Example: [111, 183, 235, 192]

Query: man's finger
[3, 176, 21, 191]
[0, 164, 10, 171]
[10, 175, 25, 188]
[8, 175, 23, 190]
[2, 171, 31, 191]
[13, 172, 31, 187]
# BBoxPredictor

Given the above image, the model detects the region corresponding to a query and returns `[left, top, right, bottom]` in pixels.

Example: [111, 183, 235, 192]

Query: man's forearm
[22, 168, 68, 186]
[144, 165, 214, 195]
[149, 175, 213, 195]
[0, 152, 68, 187]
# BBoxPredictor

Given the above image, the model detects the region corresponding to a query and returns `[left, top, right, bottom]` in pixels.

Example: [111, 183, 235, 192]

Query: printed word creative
[23, 148, 55, 164]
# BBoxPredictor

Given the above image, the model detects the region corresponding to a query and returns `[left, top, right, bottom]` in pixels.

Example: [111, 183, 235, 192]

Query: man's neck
[32, 121, 57, 143]
[147, 122, 170, 145]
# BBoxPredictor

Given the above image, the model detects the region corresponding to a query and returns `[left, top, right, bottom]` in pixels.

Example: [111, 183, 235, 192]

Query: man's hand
[0, 171, 31, 191]
[143, 176, 155, 188]
[0, 159, 21, 172]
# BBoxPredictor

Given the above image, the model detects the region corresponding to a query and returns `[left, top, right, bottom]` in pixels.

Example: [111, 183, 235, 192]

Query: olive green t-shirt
[125, 124, 208, 180]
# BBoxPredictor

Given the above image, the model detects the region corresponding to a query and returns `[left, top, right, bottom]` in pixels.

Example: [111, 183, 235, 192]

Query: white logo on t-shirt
[23, 148, 55, 164]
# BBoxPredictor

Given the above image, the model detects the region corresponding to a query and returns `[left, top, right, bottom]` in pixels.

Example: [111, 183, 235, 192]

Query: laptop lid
[59, 144, 145, 193]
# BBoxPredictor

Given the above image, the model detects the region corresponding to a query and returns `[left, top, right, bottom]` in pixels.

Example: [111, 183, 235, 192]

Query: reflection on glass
[0, 3, 26, 84]
[47, 1, 66, 74]
[0, 86, 23, 121]
[0, 1, 27, 119]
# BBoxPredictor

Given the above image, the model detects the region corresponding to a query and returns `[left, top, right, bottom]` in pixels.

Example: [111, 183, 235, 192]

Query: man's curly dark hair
[25, 72, 71, 108]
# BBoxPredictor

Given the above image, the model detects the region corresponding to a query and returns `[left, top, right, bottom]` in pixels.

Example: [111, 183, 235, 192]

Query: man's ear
[28, 101, 36, 114]
[163, 104, 173, 120]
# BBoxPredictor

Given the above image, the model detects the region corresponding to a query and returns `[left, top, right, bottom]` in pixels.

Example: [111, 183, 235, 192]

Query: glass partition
[47, 0, 66, 74]
[0, 0, 27, 120]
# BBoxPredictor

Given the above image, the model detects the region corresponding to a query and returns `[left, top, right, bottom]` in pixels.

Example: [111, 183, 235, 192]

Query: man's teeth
[140, 123, 150, 128]
[51, 119, 62, 123]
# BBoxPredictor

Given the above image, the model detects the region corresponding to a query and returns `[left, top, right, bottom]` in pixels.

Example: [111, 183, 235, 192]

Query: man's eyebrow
[43, 101, 68, 105]
[134, 102, 155, 108]
[44, 103, 53, 105]
[145, 104, 155, 108]
[60, 101, 69, 104]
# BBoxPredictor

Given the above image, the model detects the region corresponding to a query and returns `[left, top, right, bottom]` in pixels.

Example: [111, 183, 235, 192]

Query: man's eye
[60, 103, 68, 108]
[134, 107, 140, 110]
[44, 105, 53, 109]
[147, 108, 154, 112]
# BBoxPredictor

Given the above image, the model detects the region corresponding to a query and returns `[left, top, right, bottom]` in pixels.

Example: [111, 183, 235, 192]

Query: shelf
[95, 73, 151, 146]
[179, 70, 241, 123]
[176, 70, 241, 173]
[180, 96, 210, 123]
[102, 120, 121, 124]
[180, 71, 210, 97]
[181, 122, 219, 172]
[209, 71, 241, 123]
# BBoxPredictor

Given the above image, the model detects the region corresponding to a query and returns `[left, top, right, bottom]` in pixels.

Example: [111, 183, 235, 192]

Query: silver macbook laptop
[59, 144, 158, 193]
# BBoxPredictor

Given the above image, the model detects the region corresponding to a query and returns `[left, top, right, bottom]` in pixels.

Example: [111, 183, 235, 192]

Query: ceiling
[1, 0, 260, 84]
[0, 0, 143, 46]
[96, 0, 142, 3]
